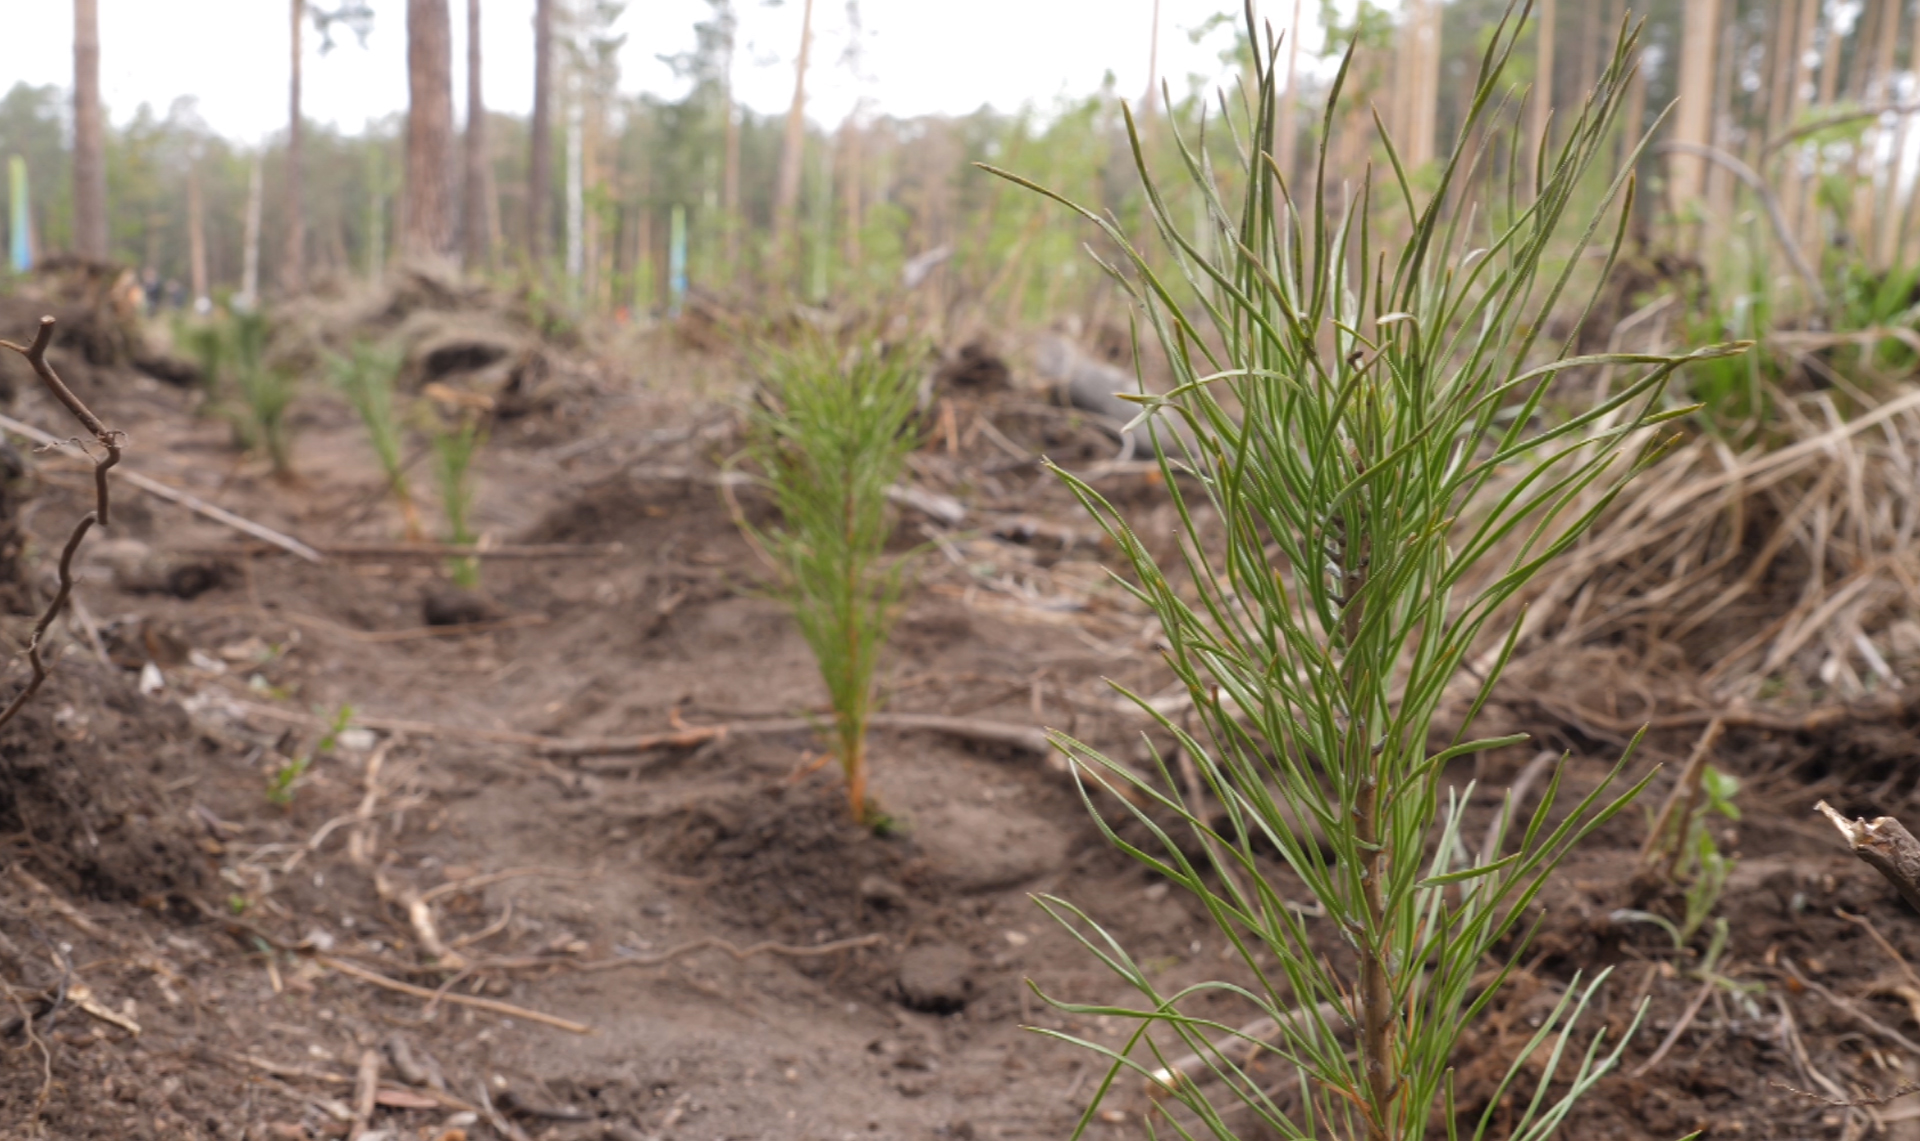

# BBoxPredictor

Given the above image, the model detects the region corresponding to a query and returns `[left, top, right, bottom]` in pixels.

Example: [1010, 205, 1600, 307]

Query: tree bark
[772, 0, 816, 263]
[1667, 0, 1720, 243]
[187, 156, 208, 309]
[284, 0, 306, 294]
[464, 0, 491, 271]
[1527, 0, 1557, 195]
[72, 0, 107, 261]
[528, 0, 554, 268]
[1275, 0, 1302, 188]
[404, 0, 457, 261]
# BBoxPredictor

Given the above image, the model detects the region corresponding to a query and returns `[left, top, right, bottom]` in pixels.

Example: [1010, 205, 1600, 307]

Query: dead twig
[1640, 717, 1727, 876]
[313, 953, 592, 1034]
[1627, 976, 1716, 1079]
[1784, 957, 1920, 1055]
[1770, 1079, 1920, 1108]
[1815, 801, 1920, 915]
[205, 540, 623, 560]
[0, 406, 321, 562]
[348, 1048, 380, 1141]
[0, 317, 122, 733]
[1837, 908, 1920, 992]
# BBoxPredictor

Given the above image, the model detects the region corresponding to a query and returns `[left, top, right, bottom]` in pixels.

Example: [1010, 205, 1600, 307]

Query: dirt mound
[0, 665, 209, 907]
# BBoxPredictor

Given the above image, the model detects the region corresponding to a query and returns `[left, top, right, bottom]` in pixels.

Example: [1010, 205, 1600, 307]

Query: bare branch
[0, 317, 122, 733]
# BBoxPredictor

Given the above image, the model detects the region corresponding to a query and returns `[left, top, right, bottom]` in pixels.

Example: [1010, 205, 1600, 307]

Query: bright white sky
[10, 1, 1338, 145]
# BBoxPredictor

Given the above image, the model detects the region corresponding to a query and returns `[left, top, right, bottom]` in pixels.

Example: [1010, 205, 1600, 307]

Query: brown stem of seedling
[0, 317, 122, 733]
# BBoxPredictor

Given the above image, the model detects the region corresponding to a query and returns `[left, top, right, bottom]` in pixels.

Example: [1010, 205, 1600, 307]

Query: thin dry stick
[1785, 957, 1920, 1054]
[0, 407, 320, 562]
[347, 1048, 380, 1141]
[1837, 907, 1920, 992]
[0, 317, 122, 733]
[313, 953, 591, 1034]
[1640, 717, 1727, 875]
[1627, 975, 1716, 1079]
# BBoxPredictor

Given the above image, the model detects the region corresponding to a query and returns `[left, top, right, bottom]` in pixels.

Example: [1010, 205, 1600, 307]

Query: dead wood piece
[280, 611, 547, 645]
[0, 407, 322, 563]
[209, 541, 624, 560]
[1144, 999, 1347, 1099]
[1785, 956, 1920, 1055]
[568, 932, 883, 973]
[8, 865, 115, 945]
[0, 317, 123, 733]
[1815, 801, 1920, 915]
[1627, 976, 1715, 1079]
[314, 954, 591, 1035]
[348, 1049, 381, 1141]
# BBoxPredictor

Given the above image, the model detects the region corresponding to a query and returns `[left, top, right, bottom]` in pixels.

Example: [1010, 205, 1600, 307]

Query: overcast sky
[10, 1, 1337, 144]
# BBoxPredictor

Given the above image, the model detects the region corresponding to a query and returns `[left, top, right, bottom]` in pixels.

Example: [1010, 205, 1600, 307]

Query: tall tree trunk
[1141, 0, 1161, 117]
[1667, 0, 1720, 248]
[464, 0, 492, 270]
[1878, 0, 1909, 265]
[72, 0, 107, 261]
[187, 156, 209, 310]
[404, 0, 457, 261]
[284, 0, 306, 294]
[1779, 0, 1819, 259]
[723, 94, 741, 275]
[840, 117, 862, 276]
[565, 76, 584, 291]
[1574, 0, 1601, 102]
[242, 154, 264, 307]
[1275, 0, 1302, 188]
[1403, 0, 1440, 168]
[1527, 0, 1557, 195]
[528, 0, 555, 268]
[772, 0, 816, 264]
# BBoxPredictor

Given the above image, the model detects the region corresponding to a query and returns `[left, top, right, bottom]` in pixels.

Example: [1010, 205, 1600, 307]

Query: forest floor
[1, 298, 1920, 1141]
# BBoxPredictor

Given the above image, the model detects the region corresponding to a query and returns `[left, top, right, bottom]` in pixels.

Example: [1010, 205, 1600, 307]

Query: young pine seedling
[740, 337, 921, 826]
[428, 409, 486, 589]
[988, 6, 1746, 1139]
[227, 310, 298, 479]
[328, 340, 424, 540]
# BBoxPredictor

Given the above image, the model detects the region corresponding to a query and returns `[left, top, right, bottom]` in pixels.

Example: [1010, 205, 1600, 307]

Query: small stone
[896, 944, 974, 1014]
[859, 875, 908, 909]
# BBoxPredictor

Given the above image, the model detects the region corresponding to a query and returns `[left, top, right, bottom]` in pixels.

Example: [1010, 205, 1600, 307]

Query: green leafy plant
[738, 337, 921, 826]
[986, 7, 1745, 1140]
[328, 340, 423, 539]
[176, 315, 226, 411]
[225, 310, 298, 478]
[428, 410, 487, 588]
[266, 704, 353, 808]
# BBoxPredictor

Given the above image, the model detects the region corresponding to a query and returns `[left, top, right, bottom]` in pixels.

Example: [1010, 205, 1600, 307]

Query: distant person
[140, 267, 161, 313]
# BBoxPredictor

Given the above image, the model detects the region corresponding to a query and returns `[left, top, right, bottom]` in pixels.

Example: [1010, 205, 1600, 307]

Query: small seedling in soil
[428, 409, 486, 588]
[266, 704, 352, 808]
[223, 310, 298, 478]
[328, 339, 423, 539]
[739, 336, 921, 826]
[988, 5, 1747, 1139]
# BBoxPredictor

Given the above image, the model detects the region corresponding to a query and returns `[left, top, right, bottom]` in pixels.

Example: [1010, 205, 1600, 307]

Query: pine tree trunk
[404, 0, 457, 261]
[242, 155, 263, 306]
[187, 157, 209, 309]
[284, 0, 306, 294]
[72, 0, 108, 261]
[1527, 0, 1557, 195]
[1668, 0, 1720, 247]
[464, 0, 491, 271]
[1275, 0, 1302, 188]
[773, 0, 816, 265]
[528, 0, 555, 268]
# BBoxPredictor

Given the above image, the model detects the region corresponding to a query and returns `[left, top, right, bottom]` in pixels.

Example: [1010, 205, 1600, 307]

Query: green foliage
[327, 340, 420, 538]
[992, 7, 1746, 1139]
[428, 411, 486, 588]
[228, 311, 298, 478]
[266, 704, 353, 808]
[740, 337, 921, 825]
[176, 314, 226, 410]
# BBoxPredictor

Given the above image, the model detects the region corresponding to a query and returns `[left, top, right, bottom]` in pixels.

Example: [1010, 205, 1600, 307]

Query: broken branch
[1815, 801, 1920, 915]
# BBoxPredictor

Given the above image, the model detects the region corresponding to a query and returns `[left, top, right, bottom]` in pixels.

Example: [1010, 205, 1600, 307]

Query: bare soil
[2, 330, 1919, 1141]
